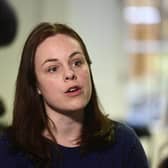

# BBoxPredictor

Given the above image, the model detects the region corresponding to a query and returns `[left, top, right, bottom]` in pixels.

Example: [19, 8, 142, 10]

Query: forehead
[34, 34, 84, 65]
[37, 34, 81, 53]
[35, 34, 83, 63]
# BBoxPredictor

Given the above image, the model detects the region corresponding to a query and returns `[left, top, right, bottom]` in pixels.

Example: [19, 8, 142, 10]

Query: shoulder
[115, 121, 138, 143]
[113, 122, 149, 167]
[97, 119, 138, 148]
[114, 121, 144, 150]
[0, 133, 33, 167]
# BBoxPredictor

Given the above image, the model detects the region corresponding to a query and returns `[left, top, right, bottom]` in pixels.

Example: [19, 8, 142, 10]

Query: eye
[47, 66, 58, 73]
[72, 60, 83, 67]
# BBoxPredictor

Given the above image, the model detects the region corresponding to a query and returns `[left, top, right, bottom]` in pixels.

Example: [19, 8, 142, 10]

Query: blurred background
[0, 0, 168, 167]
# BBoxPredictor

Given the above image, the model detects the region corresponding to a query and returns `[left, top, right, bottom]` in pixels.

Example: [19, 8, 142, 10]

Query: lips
[65, 86, 81, 93]
[65, 85, 82, 96]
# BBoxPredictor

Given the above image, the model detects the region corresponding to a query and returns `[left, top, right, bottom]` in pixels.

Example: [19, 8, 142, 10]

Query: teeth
[69, 87, 77, 92]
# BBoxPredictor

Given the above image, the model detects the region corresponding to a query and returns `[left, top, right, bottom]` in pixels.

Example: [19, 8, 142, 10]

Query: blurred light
[124, 6, 161, 24]
[125, 40, 161, 53]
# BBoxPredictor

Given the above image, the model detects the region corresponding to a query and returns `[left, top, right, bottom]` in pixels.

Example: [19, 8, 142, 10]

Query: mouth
[65, 86, 81, 93]
[65, 86, 82, 96]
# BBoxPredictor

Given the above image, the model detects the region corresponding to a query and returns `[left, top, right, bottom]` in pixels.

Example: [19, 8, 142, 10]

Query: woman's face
[34, 34, 92, 114]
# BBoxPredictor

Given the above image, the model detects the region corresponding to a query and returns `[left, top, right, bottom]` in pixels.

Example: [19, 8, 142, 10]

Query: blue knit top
[0, 122, 149, 168]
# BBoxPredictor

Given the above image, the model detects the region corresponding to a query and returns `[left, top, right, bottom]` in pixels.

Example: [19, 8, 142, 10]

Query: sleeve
[122, 125, 149, 168]
[126, 137, 149, 168]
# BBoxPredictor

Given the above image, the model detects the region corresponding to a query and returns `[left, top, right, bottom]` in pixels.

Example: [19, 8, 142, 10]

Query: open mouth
[65, 86, 81, 93]
[65, 86, 82, 96]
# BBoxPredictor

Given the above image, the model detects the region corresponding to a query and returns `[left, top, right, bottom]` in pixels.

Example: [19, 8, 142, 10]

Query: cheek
[80, 70, 92, 92]
[37, 77, 60, 95]
[79, 69, 90, 82]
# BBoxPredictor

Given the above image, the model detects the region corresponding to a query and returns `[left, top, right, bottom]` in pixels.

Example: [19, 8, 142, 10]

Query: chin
[73, 100, 89, 109]
[65, 103, 87, 113]
[69, 106, 85, 112]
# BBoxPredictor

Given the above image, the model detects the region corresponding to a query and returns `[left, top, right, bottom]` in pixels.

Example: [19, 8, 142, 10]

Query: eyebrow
[41, 51, 82, 66]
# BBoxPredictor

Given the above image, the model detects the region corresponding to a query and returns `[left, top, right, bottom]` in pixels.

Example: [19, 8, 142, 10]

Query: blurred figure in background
[0, 0, 18, 46]
[0, 0, 18, 134]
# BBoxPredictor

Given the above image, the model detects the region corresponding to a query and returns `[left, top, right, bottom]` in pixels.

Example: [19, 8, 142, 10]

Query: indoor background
[0, 0, 168, 168]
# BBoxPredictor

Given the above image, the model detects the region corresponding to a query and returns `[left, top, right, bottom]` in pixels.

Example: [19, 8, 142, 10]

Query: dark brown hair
[159, 158, 168, 168]
[9, 22, 116, 167]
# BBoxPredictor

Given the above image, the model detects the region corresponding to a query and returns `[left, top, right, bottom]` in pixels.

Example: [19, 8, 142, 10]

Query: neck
[43, 108, 84, 147]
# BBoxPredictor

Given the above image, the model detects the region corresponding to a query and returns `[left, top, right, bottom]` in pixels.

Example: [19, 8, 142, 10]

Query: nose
[64, 68, 77, 81]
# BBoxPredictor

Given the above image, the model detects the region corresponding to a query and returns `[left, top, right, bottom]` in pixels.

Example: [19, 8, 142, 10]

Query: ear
[37, 88, 41, 95]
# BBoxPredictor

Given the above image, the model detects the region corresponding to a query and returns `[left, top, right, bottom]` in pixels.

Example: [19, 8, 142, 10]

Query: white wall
[65, 0, 126, 119]
[0, 0, 126, 124]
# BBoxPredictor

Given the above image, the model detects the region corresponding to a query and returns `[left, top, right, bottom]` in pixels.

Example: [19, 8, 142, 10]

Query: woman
[0, 22, 149, 168]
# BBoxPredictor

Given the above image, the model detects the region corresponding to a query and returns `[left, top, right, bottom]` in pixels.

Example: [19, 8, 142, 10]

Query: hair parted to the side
[8, 22, 116, 167]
